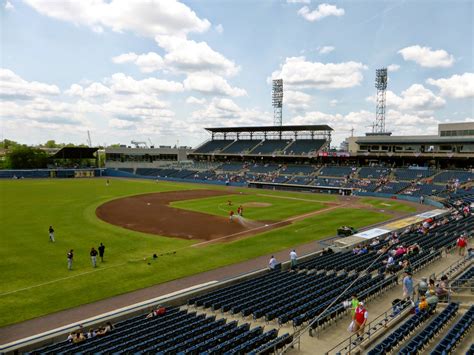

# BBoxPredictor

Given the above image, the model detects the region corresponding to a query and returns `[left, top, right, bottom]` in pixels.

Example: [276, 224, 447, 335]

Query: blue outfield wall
[104, 168, 248, 187]
[354, 191, 445, 208]
[0, 168, 105, 178]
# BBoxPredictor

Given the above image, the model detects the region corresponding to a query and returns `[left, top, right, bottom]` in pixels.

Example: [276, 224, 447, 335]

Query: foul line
[192, 203, 348, 247]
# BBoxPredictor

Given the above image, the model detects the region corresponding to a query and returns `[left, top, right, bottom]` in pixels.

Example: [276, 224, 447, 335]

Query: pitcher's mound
[242, 202, 272, 208]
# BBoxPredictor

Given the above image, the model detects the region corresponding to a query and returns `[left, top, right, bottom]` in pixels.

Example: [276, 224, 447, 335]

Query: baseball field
[0, 178, 417, 327]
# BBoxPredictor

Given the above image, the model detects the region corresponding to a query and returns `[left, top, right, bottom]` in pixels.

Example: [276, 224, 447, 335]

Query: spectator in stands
[358, 245, 368, 255]
[49, 225, 55, 242]
[425, 290, 439, 309]
[436, 275, 449, 300]
[289, 250, 297, 269]
[72, 331, 86, 344]
[90, 247, 98, 268]
[402, 271, 414, 300]
[96, 322, 114, 336]
[402, 259, 412, 274]
[384, 254, 396, 273]
[457, 234, 468, 256]
[370, 238, 380, 247]
[67, 332, 74, 342]
[416, 296, 428, 313]
[146, 305, 166, 319]
[350, 295, 359, 319]
[353, 302, 368, 339]
[67, 249, 74, 270]
[98, 243, 105, 262]
[418, 277, 428, 299]
[86, 328, 96, 339]
[269, 255, 277, 270]
[352, 245, 361, 254]
[419, 195, 424, 204]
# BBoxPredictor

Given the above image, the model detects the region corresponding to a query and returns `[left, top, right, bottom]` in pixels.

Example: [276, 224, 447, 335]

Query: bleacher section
[247, 164, 279, 173]
[398, 303, 459, 354]
[219, 163, 244, 171]
[251, 140, 291, 155]
[280, 165, 315, 175]
[313, 178, 346, 188]
[430, 305, 474, 355]
[193, 140, 232, 154]
[433, 170, 474, 183]
[31, 308, 285, 354]
[318, 166, 354, 177]
[378, 181, 410, 194]
[401, 183, 446, 197]
[284, 139, 326, 155]
[222, 140, 261, 154]
[358, 167, 390, 179]
[395, 168, 435, 181]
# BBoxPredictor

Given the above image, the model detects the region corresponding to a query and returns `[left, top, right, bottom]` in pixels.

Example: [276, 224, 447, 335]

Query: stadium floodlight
[272, 79, 283, 126]
[374, 68, 388, 134]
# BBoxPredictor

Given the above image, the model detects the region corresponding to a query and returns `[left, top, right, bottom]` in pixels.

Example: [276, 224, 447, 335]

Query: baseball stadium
[1, 1, 473, 355]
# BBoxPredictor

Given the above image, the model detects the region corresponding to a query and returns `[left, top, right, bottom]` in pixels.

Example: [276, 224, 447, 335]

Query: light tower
[374, 68, 388, 133]
[272, 79, 283, 126]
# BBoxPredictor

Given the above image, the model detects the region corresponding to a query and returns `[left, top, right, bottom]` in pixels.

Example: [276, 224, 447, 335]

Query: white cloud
[184, 72, 246, 97]
[426, 73, 474, 99]
[65, 82, 111, 98]
[366, 84, 445, 113]
[109, 118, 136, 129]
[0, 68, 60, 100]
[23, 0, 211, 38]
[271, 57, 366, 89]
[398, 45, 455, 68]
[329, 99, 338, 107]
[107, 73, 184, 95]
[155, 35, 239, 77]
[284, 90, 312, 109]
[191, 98, 272, 127]
[215, 24, 224, 34]
[112, 52, 164, 73]
[186, 96, 207, 105]
[387, 64, 400, 72]
[287, 0, 311, 3]
[297, 3, 344, 22]
[318, 46, 335, 54]
[5, 1, 14, 10]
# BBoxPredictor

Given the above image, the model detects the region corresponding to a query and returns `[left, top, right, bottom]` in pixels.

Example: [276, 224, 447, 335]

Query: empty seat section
[319, 166, 354, 177]
[433, 170, 474, 183]
[194, 140, 232, 153]
[280, 165, 315, 175]
[222, 140, 261, 154]
[285, 139, 326, 155]
[358, 167, 390, 179]
[251, 140, 291, 154]
[395, 168, 435, 180]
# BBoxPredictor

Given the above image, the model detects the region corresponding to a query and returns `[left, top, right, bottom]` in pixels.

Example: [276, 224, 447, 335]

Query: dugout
[247, 181, 353, 195]
[49, 147, 99, 172]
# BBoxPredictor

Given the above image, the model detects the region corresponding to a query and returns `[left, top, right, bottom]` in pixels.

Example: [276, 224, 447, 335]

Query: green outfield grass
[359, 197, 417, 213]
[0, 178, 396, 327]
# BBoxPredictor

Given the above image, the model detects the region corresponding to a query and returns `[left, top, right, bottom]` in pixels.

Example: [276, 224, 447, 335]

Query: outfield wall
[0, 169, 105, 179]
[354, 191, 445, 208]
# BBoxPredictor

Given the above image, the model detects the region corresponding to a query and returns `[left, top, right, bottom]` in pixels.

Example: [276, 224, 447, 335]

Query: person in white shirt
[289, 250, 297, 269]
[269, 256, 277, 270]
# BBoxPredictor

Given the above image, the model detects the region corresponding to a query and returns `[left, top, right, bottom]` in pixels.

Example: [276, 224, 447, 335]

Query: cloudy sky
[1, 0, 473, 147]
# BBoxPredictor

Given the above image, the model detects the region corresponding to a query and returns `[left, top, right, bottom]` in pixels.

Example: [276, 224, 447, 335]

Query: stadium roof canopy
[205, 125, 333, 133]
[51, 147, 98, 159]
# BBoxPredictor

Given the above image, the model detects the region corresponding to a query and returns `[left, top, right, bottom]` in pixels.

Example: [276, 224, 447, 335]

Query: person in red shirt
[457, 235, 468, 256]
[146, 306, 166, 319]
[353, 302, 368, 339]
[229, 210, 234, 222]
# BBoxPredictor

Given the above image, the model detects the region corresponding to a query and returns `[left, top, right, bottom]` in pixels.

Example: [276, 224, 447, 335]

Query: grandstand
[10, 193, 472, 354]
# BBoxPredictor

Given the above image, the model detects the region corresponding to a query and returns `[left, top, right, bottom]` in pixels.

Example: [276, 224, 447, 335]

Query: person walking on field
[90, 247, 98, 268]
[229, 210, 234, 222]
[289, 249, 298, 269]
[49, 225, 55, 242]
[67, 249, 74, 270]
[98, 243, 105, 262]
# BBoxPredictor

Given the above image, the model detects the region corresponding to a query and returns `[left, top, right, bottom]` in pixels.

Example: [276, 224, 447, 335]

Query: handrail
[313, 250, 441, 355]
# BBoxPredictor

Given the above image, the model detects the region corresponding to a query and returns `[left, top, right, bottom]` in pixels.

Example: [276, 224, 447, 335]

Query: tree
[43, 140, 59, 148]
[0, 139, 20, 149]
[5, 146, 49, 169]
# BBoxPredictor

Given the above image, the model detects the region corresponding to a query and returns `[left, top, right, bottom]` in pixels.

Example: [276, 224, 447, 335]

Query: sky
[0, 0, 473, 148]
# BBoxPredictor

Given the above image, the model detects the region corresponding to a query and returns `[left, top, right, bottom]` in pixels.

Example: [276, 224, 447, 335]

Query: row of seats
[399, 302, 459, 354]
[368, 310, 434, 354]
[451, 266, 474, 291]
[430, 305, 474, 354]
